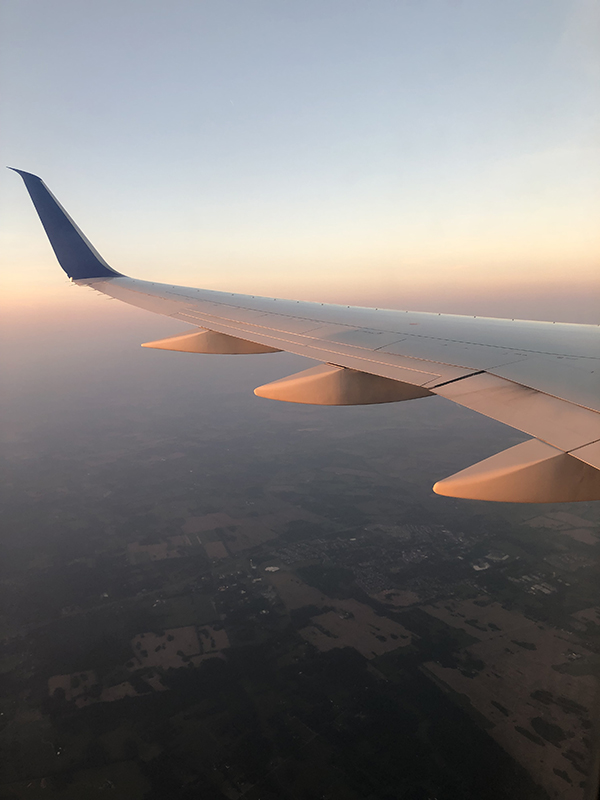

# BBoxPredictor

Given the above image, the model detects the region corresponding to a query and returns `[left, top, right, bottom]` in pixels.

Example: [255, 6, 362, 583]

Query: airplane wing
[12, 168, 600, 503]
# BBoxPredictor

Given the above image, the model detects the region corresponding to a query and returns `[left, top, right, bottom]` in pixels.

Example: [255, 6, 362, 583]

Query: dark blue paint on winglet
[9, 168, 122, 280]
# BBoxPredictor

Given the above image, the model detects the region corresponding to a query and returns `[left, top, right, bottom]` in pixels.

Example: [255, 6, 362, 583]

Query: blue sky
[1, 0, 598, 321]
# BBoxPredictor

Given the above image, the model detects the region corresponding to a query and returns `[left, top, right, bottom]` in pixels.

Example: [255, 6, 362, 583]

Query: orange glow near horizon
[3, 262, 599, 328]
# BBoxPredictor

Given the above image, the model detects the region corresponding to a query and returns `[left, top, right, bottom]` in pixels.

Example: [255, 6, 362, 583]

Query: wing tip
[11, 168, 123, 281]
[7, 167, 41, 180]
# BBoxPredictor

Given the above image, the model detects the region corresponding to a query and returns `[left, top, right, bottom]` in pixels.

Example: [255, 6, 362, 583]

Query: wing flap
[490, 355, 600, 415]
[434, 372, 600, 453]
[569, 441, 600, 472]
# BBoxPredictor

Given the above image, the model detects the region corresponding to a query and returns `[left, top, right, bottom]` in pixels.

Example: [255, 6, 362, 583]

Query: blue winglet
[10, 168, 122, 280]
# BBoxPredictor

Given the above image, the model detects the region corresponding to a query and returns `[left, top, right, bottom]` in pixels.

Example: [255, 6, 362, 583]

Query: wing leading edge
[14, 169, 600, 503]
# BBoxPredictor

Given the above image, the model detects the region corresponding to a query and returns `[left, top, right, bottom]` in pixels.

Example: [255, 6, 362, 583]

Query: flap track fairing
[254, 364, 433, 405]
[141, 328, 282, 354]
[433, 439, 600, 503]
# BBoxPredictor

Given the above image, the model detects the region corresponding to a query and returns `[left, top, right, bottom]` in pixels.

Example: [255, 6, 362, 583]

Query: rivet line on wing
[176, 310, 453, 372]
[185, 300, 599, 359]
[170, 311, 442, 379]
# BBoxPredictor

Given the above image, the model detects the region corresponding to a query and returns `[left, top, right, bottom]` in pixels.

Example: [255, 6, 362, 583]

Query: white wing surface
[13, 169, 600, 503]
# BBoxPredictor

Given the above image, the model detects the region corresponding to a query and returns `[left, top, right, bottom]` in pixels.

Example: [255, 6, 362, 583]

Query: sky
[1, 0, 599, 325]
